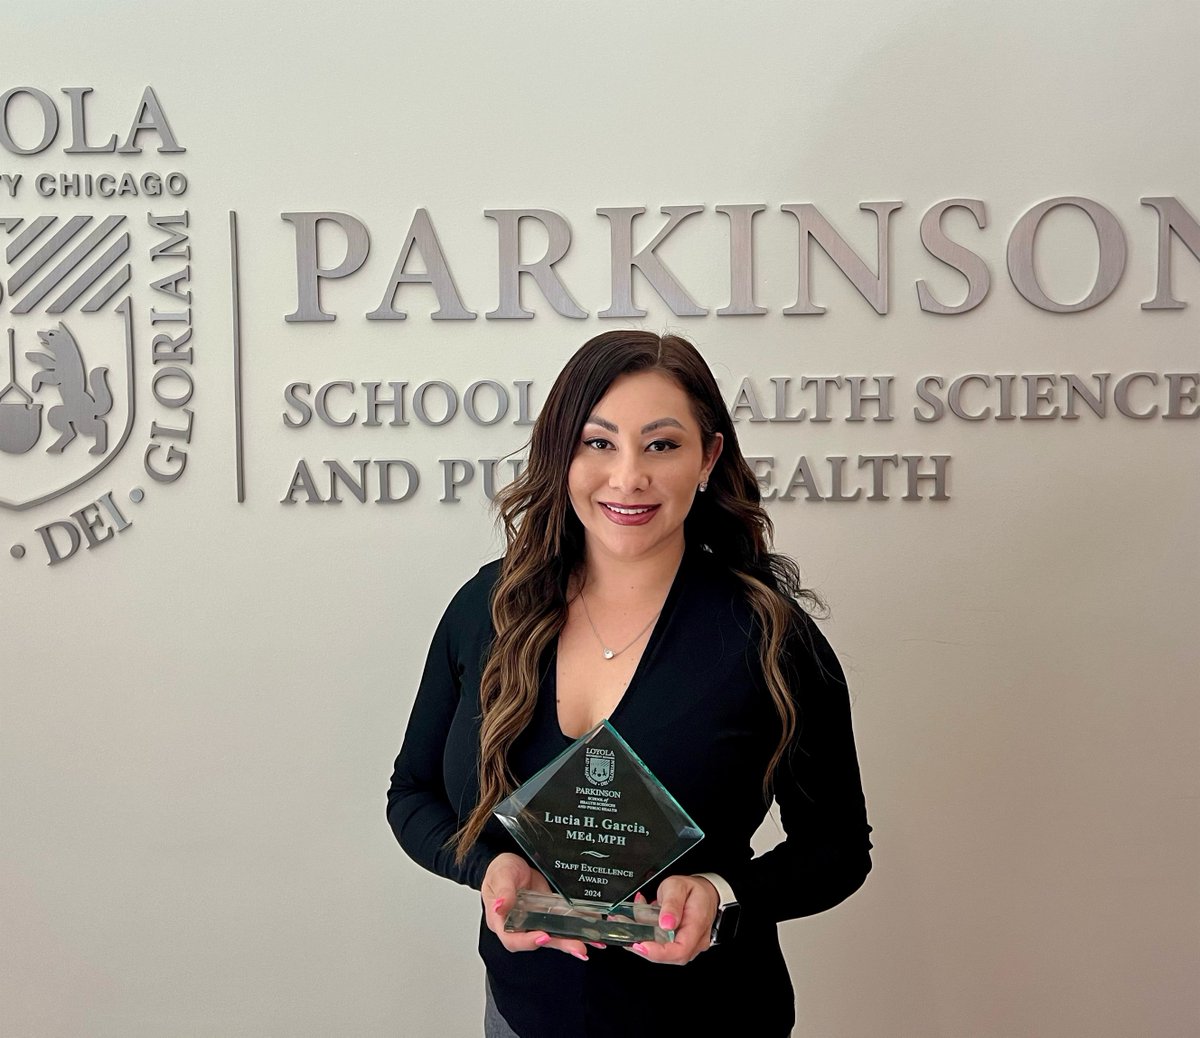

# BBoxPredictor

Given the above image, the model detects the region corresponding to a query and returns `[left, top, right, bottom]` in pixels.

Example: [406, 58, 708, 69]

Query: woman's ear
[703, 432, 724, 480]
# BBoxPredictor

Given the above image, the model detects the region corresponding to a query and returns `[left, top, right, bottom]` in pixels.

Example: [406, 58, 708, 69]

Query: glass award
[492, 720, 704, 945]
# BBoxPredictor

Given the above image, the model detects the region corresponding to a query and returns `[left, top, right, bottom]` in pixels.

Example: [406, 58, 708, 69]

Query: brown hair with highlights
[454, 330, 824, 860]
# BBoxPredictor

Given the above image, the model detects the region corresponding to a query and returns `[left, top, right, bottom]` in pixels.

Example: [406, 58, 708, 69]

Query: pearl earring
[698, 480, 708, 492]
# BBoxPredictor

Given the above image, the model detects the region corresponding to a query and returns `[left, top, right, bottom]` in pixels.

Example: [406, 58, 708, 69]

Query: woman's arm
[724, 612, 873, 925]
[638, 609, 871, 963]
[386, 579, 502, 891]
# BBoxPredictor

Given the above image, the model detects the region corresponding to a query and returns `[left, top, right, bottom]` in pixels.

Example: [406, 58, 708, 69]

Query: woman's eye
[582, 437, 612, 450]
[647, 439, 680, 453]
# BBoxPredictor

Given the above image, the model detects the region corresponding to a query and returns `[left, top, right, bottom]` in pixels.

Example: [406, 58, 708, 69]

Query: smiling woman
[568, 369, 722, 568]
[387, 330, 872, 1038]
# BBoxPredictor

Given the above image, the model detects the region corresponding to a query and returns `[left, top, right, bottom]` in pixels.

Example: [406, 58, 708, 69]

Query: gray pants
[484, 979, 521, 1038]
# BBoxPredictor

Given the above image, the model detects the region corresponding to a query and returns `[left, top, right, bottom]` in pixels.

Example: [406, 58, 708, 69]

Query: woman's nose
[608, 451, 649, 492]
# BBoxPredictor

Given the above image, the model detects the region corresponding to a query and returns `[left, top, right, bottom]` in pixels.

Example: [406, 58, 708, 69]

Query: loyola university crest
[585, 746, 616, 786]
[0, 216, 135, 512]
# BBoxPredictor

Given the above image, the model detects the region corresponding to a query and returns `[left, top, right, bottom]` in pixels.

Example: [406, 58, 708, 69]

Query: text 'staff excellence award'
[492, 720, 703, 945]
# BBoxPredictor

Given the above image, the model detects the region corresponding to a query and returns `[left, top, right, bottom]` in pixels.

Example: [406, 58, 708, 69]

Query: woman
[388, 331, 871, 1037]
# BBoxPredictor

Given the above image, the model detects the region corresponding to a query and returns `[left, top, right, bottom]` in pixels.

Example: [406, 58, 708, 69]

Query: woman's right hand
[481, 852, 593, 961]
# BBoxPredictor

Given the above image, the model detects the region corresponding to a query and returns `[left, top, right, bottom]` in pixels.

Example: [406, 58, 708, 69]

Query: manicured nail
[634, 891, 647, 904]
[572, 950, 589, 961]
[660, 913, 677, 930]
[534, 934, 551, 946]
[587, 941, 606, 949]
[631, 942, 648, 955]
[492, 898, 504, 913]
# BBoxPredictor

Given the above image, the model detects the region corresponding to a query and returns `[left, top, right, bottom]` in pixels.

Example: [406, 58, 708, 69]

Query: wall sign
[2, 85, 1196, 568]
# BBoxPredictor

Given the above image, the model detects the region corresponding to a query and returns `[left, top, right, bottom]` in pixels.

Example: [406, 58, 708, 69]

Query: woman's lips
[599, 502, 660, 526]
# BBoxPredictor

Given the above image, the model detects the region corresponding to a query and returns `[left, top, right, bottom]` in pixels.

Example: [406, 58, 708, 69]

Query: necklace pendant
[603, 648, 615, 660]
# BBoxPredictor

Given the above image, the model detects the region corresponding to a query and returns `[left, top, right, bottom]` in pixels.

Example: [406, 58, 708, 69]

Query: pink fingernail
[631, 942, 648, 955]
[492, 898, 504, 913]
[634, 891, 647, 904]
[572, 950, 589, 961]
[660, 913, 677, 930]
[587, 941, 606, 949]
[534, 934, 551, 946]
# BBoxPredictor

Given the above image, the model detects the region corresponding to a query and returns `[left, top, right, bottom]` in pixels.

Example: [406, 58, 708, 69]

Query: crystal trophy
[492, 720, 704, 945]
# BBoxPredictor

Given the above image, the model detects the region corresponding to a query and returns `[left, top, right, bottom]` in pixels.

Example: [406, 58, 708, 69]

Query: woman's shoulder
[439, 557, 503, 628]
[689, 547, 838, 662]
[687, 544, 809, 616]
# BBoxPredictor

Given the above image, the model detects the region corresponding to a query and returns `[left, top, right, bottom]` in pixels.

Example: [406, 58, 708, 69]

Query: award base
[503, 890, 674, 946]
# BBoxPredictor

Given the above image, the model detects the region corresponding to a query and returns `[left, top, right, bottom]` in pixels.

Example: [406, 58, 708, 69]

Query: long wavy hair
[454, 330, 824, 861]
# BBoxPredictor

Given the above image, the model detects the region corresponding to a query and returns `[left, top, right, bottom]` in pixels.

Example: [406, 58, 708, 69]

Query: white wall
[2, 2, 1197, 1035]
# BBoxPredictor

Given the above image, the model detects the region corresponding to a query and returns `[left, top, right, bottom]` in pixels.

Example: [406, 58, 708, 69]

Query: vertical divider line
[229, 211, 245, 503]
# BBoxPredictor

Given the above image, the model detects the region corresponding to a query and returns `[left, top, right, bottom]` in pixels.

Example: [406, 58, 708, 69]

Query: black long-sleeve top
[387, 546, 871, 1038]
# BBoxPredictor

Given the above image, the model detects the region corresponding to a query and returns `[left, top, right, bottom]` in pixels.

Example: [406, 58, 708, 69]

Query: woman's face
[567, 370, 722, 568]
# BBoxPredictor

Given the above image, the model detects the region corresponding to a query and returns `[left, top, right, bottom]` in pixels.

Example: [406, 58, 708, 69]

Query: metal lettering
[859, 454, 900, 500]
[151, 366, 193, 409]
[1141, 196, 1200, 310]
[367, 208, 476, 321]
[412, 381, 458, 426]
[463, 380, 509, 425]
[1021, 375, 1060, 420]
[282, 211, 370, 323]
[327, 460, 370, 503]
[846, 376, 894, 422]
[902, 455, 950, 501]
[151, 329, 193, 364]
[283, 382, 313, 428]
[36, 520, 80, 564]
[377, 460, 419, 503]
[117, 86, 185, 154]
[315, 381, 356, 427]
[1165, 373, 1200, 418]
[282, 459, 321, 504]
[1114, 371, 1159, 418]
[827, 457, 862, 501]
[62, 87, 118, 154]
[778, 456, 822, 502]
[728, 377, 768, 423]
[916, 198, 990, 314]
[68, 502, 114, 548]
[597, 205, 707, 318]
[0, 86, 58, 154]
[744, 456, 776, 499]
[770, 377, 806, 422]
[484, 208, 586, 319]
[799, 375, 842, 422]
[1062, 373, 1110, 419]
[440, 458, 474, 502]
[144, 442, 186, 483]
[782, 201, 903, 315]
[947, 374, 993, 421]
[914, 376, 945, 423]
[1007, 197, 1127, 312]
[716, 204, 767, 315]
[363, 382, 410, 427]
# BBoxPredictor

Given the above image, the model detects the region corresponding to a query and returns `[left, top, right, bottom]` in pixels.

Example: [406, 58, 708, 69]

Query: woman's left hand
[627, 874, 718, 965]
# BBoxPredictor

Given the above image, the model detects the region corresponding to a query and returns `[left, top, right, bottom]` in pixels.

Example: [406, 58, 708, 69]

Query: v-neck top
[552, 557, 685, 741]
[388, 545, 872, 1038]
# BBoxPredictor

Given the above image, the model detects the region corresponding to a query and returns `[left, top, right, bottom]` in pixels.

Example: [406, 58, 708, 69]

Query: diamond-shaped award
[492, 720, 704, 945]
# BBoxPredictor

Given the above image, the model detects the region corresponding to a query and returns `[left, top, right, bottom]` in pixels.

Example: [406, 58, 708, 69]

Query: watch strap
[694, 871, 736, 907]
[694, 872, 739, 946]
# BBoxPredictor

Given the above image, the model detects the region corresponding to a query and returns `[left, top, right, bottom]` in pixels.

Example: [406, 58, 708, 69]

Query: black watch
[695, 872, 740, 946]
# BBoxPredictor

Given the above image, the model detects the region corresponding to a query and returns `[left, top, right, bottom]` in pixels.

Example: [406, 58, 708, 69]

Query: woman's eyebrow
[641, 417, 684, 434]
[583, 415, 686, 434]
